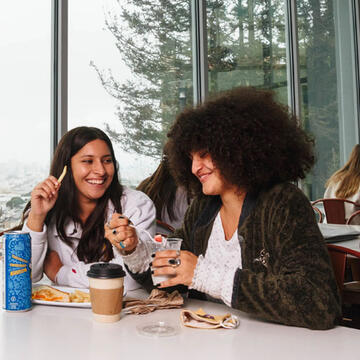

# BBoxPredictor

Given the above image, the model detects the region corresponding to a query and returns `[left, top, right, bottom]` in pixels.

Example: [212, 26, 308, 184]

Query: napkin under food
[123, 289, 184, 314]
[181, 308, 240, 329]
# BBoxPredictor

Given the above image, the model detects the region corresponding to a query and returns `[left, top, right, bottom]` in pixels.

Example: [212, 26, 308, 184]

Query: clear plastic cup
[138, 238, 183, 338]
[137, 320, 180, 337]
[151, 237, 182, 285]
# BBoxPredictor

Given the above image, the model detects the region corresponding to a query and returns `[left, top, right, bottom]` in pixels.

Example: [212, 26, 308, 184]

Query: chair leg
[340, 304, 360, 329]
[348, 256, 360, 281]
[328, 250, 346, 291]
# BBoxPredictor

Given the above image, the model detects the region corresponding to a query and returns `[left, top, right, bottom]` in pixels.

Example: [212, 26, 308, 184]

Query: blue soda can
[2, 231, 32, 311]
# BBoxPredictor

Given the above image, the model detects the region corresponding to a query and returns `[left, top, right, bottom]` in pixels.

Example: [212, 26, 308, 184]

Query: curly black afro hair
[166, 86, 315, 195]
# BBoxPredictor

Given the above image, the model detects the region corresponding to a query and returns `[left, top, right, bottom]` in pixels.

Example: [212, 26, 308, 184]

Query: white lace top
[189, 212, 242, 306]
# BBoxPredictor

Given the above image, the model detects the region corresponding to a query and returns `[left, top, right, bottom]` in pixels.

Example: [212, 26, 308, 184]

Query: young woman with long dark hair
[23, 126, 155, 291]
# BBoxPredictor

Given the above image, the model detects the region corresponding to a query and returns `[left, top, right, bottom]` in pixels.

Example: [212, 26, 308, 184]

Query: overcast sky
[0, 0, 156, 185]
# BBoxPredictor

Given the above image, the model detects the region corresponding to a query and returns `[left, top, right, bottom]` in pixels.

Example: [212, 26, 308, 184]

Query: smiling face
[71, 139, 115, 206]
[190, 150, 232, 196]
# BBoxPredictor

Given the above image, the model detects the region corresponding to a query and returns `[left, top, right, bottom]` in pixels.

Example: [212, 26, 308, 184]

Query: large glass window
[206, 0, 288, 104]
[207, 0, 359, 200]
[68, 0, 194, 188]
[1, 1, 358, 232]
[0, 1, 51, 230]
[297, 0, 359, 200]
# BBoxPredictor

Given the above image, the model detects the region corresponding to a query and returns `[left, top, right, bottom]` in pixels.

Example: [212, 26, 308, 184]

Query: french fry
[70, 289, 90, 303]
[57, 165, 67, 184]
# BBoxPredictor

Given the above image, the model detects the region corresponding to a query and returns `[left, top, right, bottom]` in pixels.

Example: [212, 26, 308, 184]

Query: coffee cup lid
[87, 263, 126, 279]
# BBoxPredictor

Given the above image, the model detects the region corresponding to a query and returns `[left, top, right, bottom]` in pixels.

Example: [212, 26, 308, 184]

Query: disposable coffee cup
[87, 263, 126, 323]
[151, 237, 182, 285]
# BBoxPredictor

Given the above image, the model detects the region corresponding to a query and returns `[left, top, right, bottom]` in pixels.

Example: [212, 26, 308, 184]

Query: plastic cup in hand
[87, 263, 126, 323]
[137, 238, 183, 338]
[151, 237, 182, 286]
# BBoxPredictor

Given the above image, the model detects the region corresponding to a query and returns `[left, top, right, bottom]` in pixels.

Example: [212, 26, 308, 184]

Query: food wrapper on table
[181, 308, 240, 329]
[123, 288, 183, 314]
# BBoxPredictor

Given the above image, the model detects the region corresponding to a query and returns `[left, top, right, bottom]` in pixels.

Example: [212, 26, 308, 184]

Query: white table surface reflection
[0, 289, 358, 360]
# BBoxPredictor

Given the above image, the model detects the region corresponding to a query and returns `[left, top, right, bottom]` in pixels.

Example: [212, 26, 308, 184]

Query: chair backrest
[323, 199, 347, 224]
[327, 244, 360, 311]
[312, 198, 360, 224]
[156, 219, 175, 236]
[312, 205, 323, 223]
[347, 210, 360, 225]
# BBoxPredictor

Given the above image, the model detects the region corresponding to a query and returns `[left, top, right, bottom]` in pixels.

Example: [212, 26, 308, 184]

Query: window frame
[51, 0, 360, 190]
[51, 0, 68, 157]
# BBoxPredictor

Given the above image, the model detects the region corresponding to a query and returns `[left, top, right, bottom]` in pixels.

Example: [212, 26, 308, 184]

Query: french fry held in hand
[57, 165, 67, 184]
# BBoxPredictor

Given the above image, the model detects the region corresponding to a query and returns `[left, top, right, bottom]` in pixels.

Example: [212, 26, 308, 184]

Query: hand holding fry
[27, 175, 62, 231]
[28, 166, 67, 230]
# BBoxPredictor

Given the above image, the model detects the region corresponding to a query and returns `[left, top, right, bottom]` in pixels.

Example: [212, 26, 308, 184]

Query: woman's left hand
[151, 250, 198, 287]
[44, 251, 63, 282]
[104, 213, 138, 254]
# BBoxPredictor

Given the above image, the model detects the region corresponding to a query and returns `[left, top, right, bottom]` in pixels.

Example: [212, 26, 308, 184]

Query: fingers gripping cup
[87, 263, 126, 323]
[151, 237, 182, 285]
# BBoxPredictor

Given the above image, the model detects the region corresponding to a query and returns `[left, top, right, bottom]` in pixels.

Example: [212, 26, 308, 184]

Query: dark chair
[312, 205, 324, 223]
[311, 198, 360, 224]
[327, 244, 360, 327]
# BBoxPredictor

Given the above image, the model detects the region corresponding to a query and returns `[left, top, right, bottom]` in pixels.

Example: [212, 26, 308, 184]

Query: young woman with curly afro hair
[122, 87, 341, 330]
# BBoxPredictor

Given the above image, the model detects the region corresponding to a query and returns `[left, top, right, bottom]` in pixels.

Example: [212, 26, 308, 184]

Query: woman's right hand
[105, 213, 138, 254]
[27, 176, 60, 231]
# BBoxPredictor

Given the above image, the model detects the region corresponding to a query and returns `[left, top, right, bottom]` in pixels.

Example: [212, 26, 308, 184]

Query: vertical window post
[191, 0, 208, 105]
[285, 0, 302, 189]
[285, 0, 301, 120]
[352, 0, 360, 142]
[333, 0, 359, 162]
[51, 0, 68, 157]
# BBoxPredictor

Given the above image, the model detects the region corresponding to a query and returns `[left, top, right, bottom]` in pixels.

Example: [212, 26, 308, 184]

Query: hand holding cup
[151, 238, 197, 287]
[152, 248, 198, 288]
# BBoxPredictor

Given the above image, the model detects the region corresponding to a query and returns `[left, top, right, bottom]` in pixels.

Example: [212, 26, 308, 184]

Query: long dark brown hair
[22, 127, 123, 263]
[137, 143, 181, 221]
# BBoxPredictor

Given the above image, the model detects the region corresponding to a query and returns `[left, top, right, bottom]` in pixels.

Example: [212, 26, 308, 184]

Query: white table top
[0, 289, 359, 360]
[330, 238, 360, 252]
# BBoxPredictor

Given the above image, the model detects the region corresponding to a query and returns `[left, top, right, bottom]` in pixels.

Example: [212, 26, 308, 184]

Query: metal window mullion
[285, 0, 302, 190]
[285, 0, 301, 120]
[51, 0, 68, 158]
[191, 0, 208, 105]
[352, 0, 360, 139]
